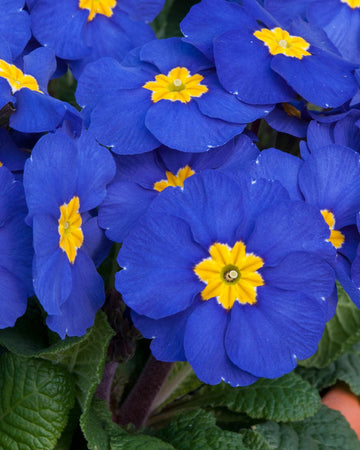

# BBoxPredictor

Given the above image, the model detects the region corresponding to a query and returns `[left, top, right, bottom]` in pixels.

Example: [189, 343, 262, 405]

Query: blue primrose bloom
[76, 38, 272, 154]
[265, 100, 310, 138]
[116, 170, 336, 386]
[182, 0, 358, 107]
[266, 0, 360, 64]
[0, 164, 33, 328]
[29, 0, 163, 78]
[0, 45, 71, 133]
[23, 130, 116, 337]
[252, 142, 360, 313]
[98, 135, 259, 242]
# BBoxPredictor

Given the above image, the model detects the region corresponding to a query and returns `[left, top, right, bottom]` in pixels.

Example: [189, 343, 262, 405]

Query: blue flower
[182, 0, 358, 107]
[98, 135, 259, 242]
[23, 130, 116, 337]
[116, 170, 335, 385]
[0, 164, 33, 328]
[0, 45, 71, 133]
[29, 0, 163, 78]
[266, 0, 360, 64]
[76, 38, 271, 154]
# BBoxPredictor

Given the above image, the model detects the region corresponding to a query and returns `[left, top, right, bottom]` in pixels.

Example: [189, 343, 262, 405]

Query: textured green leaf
[39, 311, 114, 410]
[110, 433, 175, 450]
[298, 349, 360, 394]
[0, 353, 74, 449]
[155, 409, 247, 450]
[240, 430, 272, 450]
[300, 285, 360, 368]
[181, 372, 320, 422]
[253, 405, 360, 449]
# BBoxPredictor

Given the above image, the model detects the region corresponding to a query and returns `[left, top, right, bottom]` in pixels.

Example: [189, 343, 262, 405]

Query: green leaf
[0, 353, 75, 449]
[151, 362, 202, 413]
[155, 409, 247, 450]
[297, 349, 360, 394]
[110, 432, 175, 450]
[39, 311, 115, 411]
[240, 430, 272, 450]
[300, 285, 360, 369]
[253, 405, 360, 449]
[177, 372, 320, 422]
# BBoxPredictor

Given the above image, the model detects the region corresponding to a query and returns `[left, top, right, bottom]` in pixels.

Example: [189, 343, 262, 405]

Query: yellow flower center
[193, 241, 264, 310]
[143, 66, 208, 103]
[153, 165, 195, 192]
[78, 0, 116, 21]
[58, 196, 84, 264]
[320, 210, 345, 249]
[0, 60, 42, 94]
[341, 0, 360, 8]
[254, 27, 311, 59]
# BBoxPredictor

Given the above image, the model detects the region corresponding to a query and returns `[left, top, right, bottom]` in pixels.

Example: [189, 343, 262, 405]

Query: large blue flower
[0, 164, 33, 328]
[29, 0, 163, 78]
[76, 38, 272, 154]
[23, 130, 116, 337]
[116, 170, 335, 386]
[181, 0, 358, 107]
[98, 135, 259, 242]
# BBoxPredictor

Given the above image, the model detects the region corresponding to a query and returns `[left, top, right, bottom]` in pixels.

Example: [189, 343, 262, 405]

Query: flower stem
[115, 355, 173, 428]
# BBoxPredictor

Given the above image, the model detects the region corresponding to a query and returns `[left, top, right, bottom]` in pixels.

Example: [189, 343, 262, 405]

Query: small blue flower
[0, 45, 71, 133]
[23, 130, 116, 337]
[182, 0, 358, 107]
[29, 0, 163, 78]
[76, 38, 271, 154]
[116, 170, 335, 385]
[98, 135, 259, 242]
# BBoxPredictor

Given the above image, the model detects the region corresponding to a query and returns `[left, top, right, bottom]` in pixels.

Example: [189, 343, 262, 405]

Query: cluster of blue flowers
[2, 0, 360, 387]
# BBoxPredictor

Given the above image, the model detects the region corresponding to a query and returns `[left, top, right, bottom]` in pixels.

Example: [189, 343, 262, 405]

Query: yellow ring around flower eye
[254, 27, 311, 59]
[143, 66, 208, 103]
[341, 0, 360, 8]
[320, 209, 345, 249]
[153, 165, 195, 192]
[78, 0, 117, 21]
[0, 60, 42, 94]
[194, 241, 264, 310]
[58, 196, 84, 264]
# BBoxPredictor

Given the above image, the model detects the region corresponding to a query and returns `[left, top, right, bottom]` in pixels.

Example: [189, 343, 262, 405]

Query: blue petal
[307, 120, 333, 151]
[214, 29, 296, 104]
[116, 214, 206, 319]
[247, 200, 335, 266]
[82, 214, 111, 267]
[271, 48, 357, 108]
[132, 308, 190, 362]
[145, 100, 245, 153]
[98, 181, 156, 243]
[298, 144, 360, 228]
[33, 248, 72, 315]
[0, 267, 28, 328]
[32, 214, 59, 258]
[181, 0, 257, 61]
[250, 148, 303, 200]
[23, 47, 56, 92]
[225, 287, 327, 378]
[0, 0, 31, 59]
[0, 129, 28, 171]
[89, 90, 160, 154]
[46, 251, 104, 337]
[265, 104, 308, 138]
[139, 38, 213, 73]
[116, 0, 165, 22]
[195, 73, 272, 123]
[76, 131, 116, 212]
[10, 90, 67, 133]
[261, 251, 335, 300]
[184, 299, 258, 386]
[30, 0, 89, 59]
[23, 132, 78, 221]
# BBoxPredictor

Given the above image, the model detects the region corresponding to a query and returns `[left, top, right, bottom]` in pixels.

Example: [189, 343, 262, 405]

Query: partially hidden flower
[76, 38, 272, 154]
[23, 130, 116, 337]
[116, 170, 335, 386]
